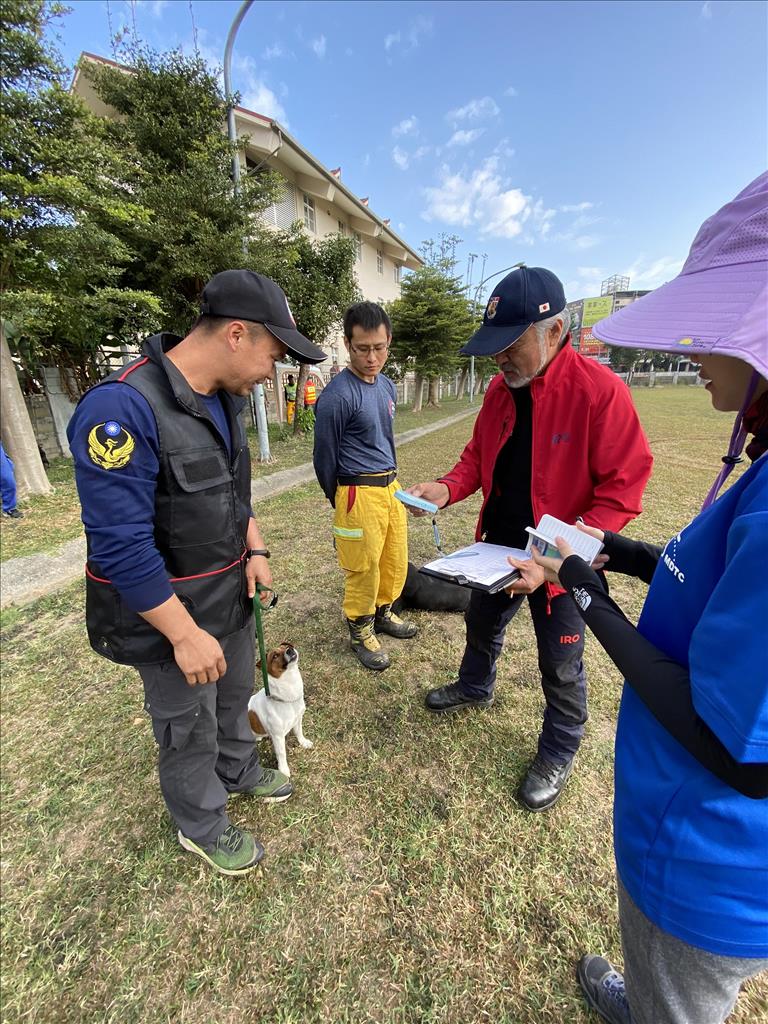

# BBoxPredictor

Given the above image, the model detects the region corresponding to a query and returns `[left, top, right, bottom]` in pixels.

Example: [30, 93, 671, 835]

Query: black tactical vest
[84, 333, 253, 665]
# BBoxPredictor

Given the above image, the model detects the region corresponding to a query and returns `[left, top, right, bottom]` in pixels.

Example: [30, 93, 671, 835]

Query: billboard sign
[579, 326, 608, 357]
[581, 295, 614, 328]
[566, 300, 583, 347]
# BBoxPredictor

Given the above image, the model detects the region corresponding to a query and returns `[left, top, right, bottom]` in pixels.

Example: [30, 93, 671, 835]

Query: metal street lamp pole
[224, 0, 273, 462]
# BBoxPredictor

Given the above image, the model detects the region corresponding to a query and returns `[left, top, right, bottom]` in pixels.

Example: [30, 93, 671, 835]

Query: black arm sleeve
[601, 531, 663, 584]
[558, 555, 768, 799]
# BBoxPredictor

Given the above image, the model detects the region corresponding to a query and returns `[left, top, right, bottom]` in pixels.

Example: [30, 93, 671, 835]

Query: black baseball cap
[461, 266, 567, 357]
[200, 269, 327, 365]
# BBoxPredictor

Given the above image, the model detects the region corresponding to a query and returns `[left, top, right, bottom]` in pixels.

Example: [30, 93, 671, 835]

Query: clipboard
[419, 542, 527, 594]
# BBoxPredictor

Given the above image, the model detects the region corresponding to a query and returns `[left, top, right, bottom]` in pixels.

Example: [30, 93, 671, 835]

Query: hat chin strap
[701, 368, 761, 510]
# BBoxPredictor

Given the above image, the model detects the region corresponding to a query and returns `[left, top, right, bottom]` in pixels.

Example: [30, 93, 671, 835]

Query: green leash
[253, 584, 278, 697]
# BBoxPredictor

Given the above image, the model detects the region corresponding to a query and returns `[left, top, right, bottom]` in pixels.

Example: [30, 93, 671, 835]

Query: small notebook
[525, 514, 603, 563]
[420, 542, 528, 594]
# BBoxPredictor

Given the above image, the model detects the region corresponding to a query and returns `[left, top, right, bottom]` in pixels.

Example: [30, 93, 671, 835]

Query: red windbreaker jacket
[439, 342, 653, 598]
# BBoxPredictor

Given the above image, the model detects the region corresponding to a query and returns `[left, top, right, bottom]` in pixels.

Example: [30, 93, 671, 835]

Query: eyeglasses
[349, 344, 389, 357]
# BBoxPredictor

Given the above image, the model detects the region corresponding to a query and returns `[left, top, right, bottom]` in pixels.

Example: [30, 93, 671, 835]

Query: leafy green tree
[257, 229, 358, 434]
[388, 242, 475, 410]
[0, 1, 161, 490]
[83, 46, 282, 332]
[1, 1, 161, 396]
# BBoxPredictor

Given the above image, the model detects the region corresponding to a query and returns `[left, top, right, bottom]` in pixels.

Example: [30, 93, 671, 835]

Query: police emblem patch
[486, 296, 501, 320]
[87, 421, 135, 470]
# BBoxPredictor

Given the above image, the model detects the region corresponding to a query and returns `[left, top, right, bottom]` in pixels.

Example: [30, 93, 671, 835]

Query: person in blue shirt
[511, 174, 768, 1024]
[1, 442, 23, 518]
[68, 270, 327, 876]
[313, 302, 417, 671]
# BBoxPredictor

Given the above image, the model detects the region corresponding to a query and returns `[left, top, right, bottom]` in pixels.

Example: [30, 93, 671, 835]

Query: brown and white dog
[248, 642, 313, 778]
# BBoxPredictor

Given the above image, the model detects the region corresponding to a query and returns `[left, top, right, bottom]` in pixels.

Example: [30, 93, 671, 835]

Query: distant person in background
[284, 373, 297, 424]
[329, 359, 340, 378]
[313, 301, 417, 671]
[519, 174, 768, 1024]
[1, 442, 24, 519]
[303, 375, 317, 409]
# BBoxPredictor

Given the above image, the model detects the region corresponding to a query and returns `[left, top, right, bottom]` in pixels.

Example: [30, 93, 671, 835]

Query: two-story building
[72, 52, 423, 375]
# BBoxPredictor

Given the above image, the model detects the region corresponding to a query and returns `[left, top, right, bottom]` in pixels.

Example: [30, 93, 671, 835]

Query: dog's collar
[266, 692, 302, 704]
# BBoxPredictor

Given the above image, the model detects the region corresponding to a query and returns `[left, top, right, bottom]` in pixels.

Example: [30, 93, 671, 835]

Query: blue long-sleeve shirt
[67, 381, 236, 613]
[312, 369, 397, 505]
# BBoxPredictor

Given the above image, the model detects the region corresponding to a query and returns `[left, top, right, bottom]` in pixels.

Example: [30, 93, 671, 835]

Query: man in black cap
[407, 266, 653, 812]
[67, 269, 326, 875]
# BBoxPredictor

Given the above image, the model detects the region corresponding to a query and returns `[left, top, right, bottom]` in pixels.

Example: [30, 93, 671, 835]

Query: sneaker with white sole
[178, 824, 264, 876]
[242, 768, 294, 802]
[576, 954, 632, 1024]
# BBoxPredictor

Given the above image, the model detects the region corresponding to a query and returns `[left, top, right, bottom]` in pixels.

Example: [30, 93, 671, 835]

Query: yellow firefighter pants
[333, 479, 408, 620]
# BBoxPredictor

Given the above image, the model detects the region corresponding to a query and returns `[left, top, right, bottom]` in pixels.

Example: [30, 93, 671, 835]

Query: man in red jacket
[408, 266, 652, 812]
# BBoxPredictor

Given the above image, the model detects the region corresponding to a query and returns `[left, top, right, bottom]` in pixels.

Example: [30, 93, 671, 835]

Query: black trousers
[138, 623, 264, 846]
[457, 586, 588, 763]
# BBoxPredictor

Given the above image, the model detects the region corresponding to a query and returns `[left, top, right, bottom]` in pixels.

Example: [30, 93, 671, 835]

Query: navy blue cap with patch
[461, 266, 566, 357]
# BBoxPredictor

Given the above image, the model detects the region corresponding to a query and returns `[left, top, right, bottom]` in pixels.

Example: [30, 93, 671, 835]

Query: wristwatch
[246, 549, 270, 559]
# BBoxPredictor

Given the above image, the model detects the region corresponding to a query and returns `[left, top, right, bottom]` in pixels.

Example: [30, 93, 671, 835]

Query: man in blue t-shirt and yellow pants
[313, 302, 417, 670]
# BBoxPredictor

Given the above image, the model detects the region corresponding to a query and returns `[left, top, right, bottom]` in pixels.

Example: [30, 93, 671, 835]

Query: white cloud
[230, 53, 287, 122]
[392, 146, 409, 170]
[447, 128, 485, 147]
[262, 43, 285, 60]
[135, 0, 168, 17]
[447, 96, 500, 125]
[393, 116, 419, 137]
[564, 267, 607, 300]
[504, 85, 518, 97]
[422, 157, 538, 239]
[384, 17, 433, 55]
[413, 145, 431, 160]
[362, 153, 371, 168]
[622, 254, 685, 289]
[701, 1, 712, 18]
[311, 35, 327, 58]
[241, 79, 287, 122]
[560, 201, 594, 213]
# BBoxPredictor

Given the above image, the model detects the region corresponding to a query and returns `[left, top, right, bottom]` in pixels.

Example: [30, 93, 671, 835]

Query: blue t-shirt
[67, 382, 238, 614]
[313, 369, 397, 503]
[615, 454, 768, 958]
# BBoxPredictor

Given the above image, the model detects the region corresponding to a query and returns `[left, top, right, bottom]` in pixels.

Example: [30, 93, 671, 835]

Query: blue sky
[54, 0, 766, 301]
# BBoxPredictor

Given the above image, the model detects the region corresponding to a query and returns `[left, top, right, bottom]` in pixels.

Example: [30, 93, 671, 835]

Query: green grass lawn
[0, 397, 475, 562]
[1, 387, 765, 1024]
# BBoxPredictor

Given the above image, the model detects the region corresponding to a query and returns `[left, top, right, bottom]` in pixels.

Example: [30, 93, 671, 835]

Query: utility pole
[224, 0, 273, 462]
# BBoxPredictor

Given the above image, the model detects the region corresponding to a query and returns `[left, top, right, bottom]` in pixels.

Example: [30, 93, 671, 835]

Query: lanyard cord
[253, 584, 278, 697]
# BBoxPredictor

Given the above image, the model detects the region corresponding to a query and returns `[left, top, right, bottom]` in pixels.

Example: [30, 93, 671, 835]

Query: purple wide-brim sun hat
[592, 171, 768, 380]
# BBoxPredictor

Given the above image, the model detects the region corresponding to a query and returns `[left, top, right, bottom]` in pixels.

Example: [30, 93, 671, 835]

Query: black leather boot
[517, 753, 574, 812]
[424, 681, 494, 713]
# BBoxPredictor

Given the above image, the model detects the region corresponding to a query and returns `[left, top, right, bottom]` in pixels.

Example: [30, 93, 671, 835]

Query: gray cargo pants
[139, 623, 264, 846]
[619, 880, 768, 1024]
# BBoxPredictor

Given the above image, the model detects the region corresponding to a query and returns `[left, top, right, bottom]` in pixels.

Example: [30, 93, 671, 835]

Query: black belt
[337, 471, 396, 487]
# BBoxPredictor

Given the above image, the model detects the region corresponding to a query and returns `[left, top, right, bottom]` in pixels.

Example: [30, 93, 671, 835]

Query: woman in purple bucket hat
[513, 173, 768, 1023]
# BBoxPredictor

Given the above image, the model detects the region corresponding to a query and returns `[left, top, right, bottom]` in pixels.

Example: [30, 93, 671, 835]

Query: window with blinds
[263, 180, 297, 230]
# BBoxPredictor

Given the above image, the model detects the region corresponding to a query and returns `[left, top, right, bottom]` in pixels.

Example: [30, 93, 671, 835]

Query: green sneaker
[177, 824, 264, 876]
[243, 768, 294, 802]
